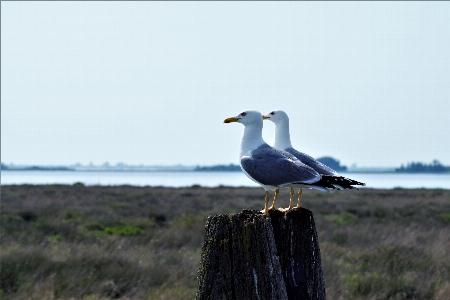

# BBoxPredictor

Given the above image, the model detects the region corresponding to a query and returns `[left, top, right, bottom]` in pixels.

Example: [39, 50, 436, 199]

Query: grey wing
[241, 145, 320, 187]
[285, 148, 338, 176]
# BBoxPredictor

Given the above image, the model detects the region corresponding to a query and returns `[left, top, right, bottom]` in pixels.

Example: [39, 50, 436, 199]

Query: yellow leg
[289, 188, 294, 210]
[269, 189, 279, 210]
[264, 191, 270, 215]
[297, 188, 303, 208]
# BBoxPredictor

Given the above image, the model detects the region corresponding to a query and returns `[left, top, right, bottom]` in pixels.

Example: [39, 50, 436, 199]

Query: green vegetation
[1, 185, 450, 299]
[440, 213, 450, 223]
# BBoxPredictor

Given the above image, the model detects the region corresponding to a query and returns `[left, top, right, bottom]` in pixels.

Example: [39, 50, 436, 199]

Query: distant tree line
[195, 157, 349, 172]
[316, 157, 347, 172]
[395, 160, 450, 173]
[1, 164, 74, 171]
[194, 164, 241, 171]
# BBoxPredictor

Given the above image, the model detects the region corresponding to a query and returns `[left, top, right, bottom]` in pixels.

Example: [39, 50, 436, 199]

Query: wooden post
[196, 208, 326, 300]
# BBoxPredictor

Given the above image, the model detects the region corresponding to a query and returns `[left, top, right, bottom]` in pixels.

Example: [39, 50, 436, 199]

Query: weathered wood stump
[196, 208, 326, 300]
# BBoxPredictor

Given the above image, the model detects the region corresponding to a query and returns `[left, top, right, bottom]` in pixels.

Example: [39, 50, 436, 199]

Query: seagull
[263, 109, 365, 210]
[224, 110, 344, 215]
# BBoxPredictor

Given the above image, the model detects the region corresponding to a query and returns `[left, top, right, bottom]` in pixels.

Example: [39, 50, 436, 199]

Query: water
[1, 170, 450, 189]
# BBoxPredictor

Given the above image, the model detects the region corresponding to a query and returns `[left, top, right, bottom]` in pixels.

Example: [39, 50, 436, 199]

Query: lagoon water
[1, 170, 450, 189]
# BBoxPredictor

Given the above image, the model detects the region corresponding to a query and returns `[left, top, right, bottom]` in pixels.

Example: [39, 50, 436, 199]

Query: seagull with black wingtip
[263, 109, 366, 210]
[224, 109, 340, 216]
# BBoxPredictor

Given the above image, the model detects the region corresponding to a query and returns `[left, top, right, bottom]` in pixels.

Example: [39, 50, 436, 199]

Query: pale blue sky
[2, 1, 449, 167]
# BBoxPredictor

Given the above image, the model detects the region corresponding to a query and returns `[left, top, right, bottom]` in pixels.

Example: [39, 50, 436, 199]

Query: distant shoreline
[3, 159, 450, 174]
[2, 168, 450, 174]
[2, 167, 75, 171]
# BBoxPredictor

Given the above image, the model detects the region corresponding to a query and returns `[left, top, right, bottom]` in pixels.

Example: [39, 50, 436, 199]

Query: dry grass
[1, 185, 449, 299]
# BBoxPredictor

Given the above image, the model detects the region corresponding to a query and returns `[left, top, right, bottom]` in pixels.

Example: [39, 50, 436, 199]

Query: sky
[1, 1, 449, 168]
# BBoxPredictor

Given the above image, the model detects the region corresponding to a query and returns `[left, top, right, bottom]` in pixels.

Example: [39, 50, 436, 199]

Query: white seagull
[263, 109, 365, 210]
[224, 110, 349, 215]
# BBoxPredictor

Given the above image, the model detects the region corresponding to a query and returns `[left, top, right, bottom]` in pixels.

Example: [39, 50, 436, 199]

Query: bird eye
[270, 111, 275, 115]
[241, 112, 247, 116]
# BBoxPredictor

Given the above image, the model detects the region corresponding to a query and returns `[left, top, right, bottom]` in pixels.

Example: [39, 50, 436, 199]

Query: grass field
[1, 184, 450, 299]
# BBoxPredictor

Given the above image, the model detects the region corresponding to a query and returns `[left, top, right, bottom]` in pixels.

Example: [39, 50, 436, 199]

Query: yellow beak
[224, 117, 240, 123]
[262, 115, 270, 120]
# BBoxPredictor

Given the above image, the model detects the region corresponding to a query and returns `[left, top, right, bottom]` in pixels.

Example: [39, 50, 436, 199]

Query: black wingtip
[314, 175, 366, 190]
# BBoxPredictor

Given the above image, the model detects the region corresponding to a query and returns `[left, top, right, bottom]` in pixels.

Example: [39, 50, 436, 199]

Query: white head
[262, 109, 289, 125]
[262, 109, 292, 149]
[224, 110, 266, 156]
[224, 110, 264, 127]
